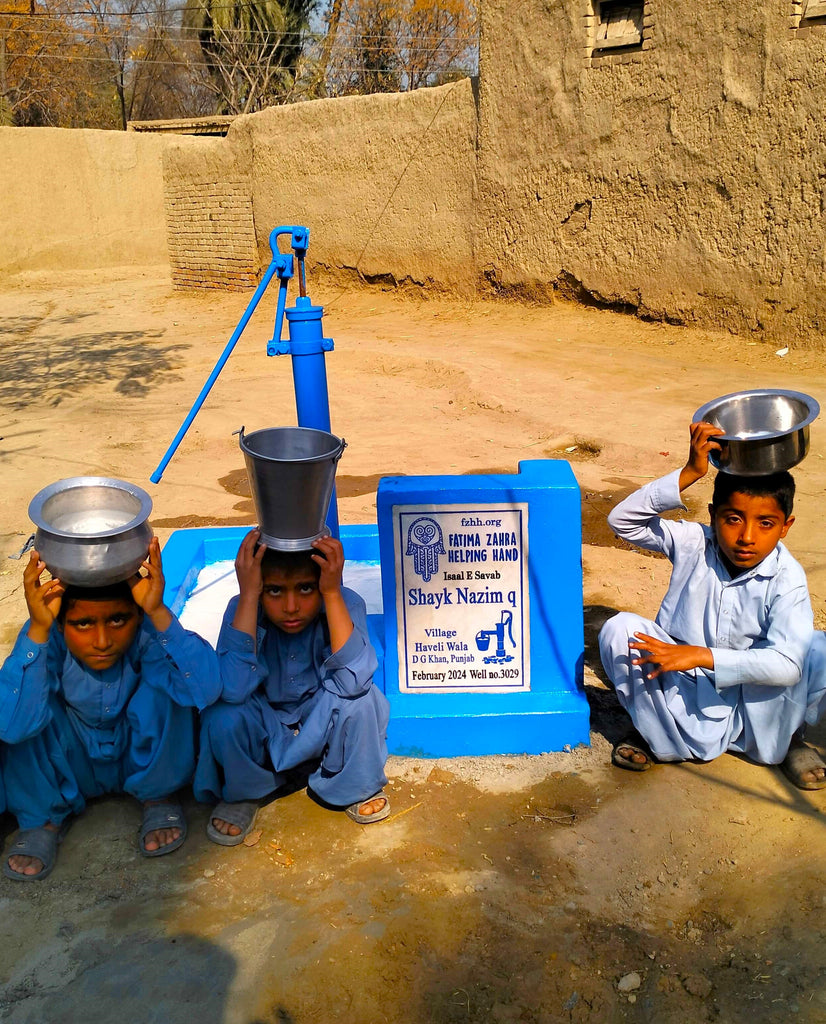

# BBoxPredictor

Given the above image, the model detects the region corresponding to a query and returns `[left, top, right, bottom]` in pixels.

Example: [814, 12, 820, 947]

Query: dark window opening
[593, 1, 644, 53]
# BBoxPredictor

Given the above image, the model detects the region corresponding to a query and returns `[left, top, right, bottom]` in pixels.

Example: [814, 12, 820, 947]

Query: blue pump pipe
[150, 225, 340, 536]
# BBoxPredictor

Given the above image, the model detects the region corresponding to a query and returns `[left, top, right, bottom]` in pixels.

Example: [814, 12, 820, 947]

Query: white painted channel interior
[179, 560, 384, 648]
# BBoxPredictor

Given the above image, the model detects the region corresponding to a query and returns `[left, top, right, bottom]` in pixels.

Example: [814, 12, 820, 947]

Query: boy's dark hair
[261, 547, 323, 580]
[58, 581, 137, 622]
[711, 471, 795, 520]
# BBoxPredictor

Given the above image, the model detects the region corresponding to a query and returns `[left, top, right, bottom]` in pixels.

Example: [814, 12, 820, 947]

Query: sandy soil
[1, 269, 825, 1024]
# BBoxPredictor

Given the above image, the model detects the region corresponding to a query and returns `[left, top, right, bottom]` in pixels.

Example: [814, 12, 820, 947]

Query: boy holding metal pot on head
[194, 530, 390, 844]
[599, 421, 826, 788]
[0, 538, 222, 881]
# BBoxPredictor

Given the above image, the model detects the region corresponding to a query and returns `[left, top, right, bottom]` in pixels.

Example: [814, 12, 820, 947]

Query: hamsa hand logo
[406, 517, 445, 583]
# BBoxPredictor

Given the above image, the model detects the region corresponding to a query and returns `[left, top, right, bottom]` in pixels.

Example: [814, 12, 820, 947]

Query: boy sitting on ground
[195, 530, 390, 844]
[0, 538, 221, 880]
[599, 421, 826, 788]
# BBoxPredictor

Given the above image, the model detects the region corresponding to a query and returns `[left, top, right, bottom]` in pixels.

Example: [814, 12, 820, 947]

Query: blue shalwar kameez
[194, 588, 389, 808]
[598, 469, 826, 764]
[0, 617, 221, 829]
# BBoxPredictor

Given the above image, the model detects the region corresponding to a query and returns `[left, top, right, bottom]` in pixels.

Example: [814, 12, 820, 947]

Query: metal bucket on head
[238, 426, 346, 550]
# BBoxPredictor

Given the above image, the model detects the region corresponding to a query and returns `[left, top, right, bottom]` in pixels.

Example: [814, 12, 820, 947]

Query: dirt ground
[1, 268, 826, 1024]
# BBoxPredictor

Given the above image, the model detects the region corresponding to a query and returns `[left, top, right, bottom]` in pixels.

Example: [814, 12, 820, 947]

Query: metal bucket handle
[235, 426, 346, 461]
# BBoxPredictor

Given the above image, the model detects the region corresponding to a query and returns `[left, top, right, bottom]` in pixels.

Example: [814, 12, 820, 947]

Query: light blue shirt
[0, 615, 221, 755]
[216, 587, 379, 720]
[607, 469, 813, 690]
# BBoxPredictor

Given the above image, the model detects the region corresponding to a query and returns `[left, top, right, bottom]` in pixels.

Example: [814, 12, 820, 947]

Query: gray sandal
[345, 792, 391, 824]
[139, 801, 187, 857]
[206, 800, 260, 846]
[781, 743, 826, 791]
[612, 730, 654, 772]
[3, 819, 72, 882]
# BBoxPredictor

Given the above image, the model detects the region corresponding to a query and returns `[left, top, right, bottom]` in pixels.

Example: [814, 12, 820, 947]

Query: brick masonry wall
[163, 141, 259, 291]
[160, 84, 477, 295]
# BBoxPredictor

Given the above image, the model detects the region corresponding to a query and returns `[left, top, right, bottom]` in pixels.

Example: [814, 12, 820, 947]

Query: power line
[0, 0, 478, 21]
[0, 18, 477, 47]
[0, 1, 304, 15]
[5, 45, 477, 69]
[2, 19, 479, 57]
[9, 47, 475, 70]
[3, 23, 478, 49]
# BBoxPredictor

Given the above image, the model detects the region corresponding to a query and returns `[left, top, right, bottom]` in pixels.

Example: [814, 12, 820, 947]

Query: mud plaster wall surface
[476, 0, 826, 342]
[0, 127, 195, 274]
[5, 7, 826, 345]
[232, 79, 477, 292]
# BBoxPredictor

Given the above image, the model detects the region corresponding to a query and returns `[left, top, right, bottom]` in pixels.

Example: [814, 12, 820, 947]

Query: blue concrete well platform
[377, 460, 589, 757]
[161, 460, 591, 758]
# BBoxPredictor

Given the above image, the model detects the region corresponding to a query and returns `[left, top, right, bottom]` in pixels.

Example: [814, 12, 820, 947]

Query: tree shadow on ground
[0, 316, 188, 409]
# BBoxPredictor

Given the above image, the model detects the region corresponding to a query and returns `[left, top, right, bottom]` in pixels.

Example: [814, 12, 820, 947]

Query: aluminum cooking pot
[693, 389, 819, 476]
[28, 477, 153, 587]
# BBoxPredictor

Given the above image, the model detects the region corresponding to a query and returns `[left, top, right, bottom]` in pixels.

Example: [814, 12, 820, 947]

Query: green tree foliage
[185, 0, 313, 113]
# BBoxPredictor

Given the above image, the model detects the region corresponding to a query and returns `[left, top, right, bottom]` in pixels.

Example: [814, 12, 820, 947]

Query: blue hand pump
[150, 225, 340, 536]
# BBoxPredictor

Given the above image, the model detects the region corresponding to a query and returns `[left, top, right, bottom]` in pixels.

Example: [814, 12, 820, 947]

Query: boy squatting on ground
[599, 421, 826, 787]
[0, 538, 221, 881]
[194, 531, 391, 843]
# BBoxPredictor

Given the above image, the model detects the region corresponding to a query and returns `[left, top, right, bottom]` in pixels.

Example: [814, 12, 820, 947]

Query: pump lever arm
[149, 232, 296, 484]
[149, 225, 313, 484]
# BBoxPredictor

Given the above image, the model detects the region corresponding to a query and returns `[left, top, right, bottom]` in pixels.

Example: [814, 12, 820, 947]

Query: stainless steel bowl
[693, 389, 820, 476]
[28, 477, 153, 586]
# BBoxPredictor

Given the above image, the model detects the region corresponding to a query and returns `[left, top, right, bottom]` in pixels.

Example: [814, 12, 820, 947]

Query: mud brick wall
[162, 140, 259, 290]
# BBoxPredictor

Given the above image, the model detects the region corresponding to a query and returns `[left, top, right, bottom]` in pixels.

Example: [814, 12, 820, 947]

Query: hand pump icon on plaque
[475, 610, 516, 665]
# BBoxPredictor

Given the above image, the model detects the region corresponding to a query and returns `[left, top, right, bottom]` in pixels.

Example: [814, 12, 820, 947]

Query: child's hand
[311, 536, 352, 653]
[235, 529, 266, 599]
[230, 530, 266, 641]
[128, 537, 172, 631]
[629, 632, 713, 678]
[679, 420, 725, 491]
[23, 550, 65, 644]
[311, 536, 345, 596]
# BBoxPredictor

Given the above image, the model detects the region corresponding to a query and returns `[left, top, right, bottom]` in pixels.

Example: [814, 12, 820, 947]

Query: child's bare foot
[345, 791, 391, 823]
[357, 795, 387, 817]
[139, 799, 187, 857]
[3, 819, 71, 882]
[615, 743, 649, 766]
[611, 730, 654, 772]
[211, 815, 241, 838]
[781, 737, 826, 790]
[207, 800, 259, 846]
[7, 822, 60, 876]
[142, 805, 181, 852]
